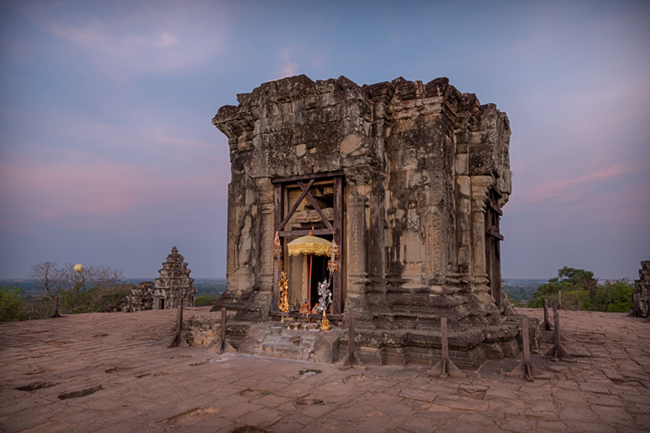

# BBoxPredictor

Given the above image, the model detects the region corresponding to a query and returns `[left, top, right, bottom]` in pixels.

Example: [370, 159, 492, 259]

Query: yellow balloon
[73, 264, 84, 273]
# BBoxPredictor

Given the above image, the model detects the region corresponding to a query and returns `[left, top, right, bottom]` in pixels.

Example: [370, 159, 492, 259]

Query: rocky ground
[0, 307, 648, 433]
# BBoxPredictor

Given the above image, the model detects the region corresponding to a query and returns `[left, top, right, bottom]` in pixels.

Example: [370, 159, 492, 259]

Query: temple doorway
[272, 171, 344, 319]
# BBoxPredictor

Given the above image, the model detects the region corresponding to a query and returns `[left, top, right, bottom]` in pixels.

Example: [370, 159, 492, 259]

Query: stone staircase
[237, 323, 342, 363]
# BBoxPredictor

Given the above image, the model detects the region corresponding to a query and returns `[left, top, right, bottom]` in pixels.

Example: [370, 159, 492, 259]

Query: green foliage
[0, 287, 27, 322]
[528, 267, 635, 313]
[506, 294, 525, 308]
[195, 294, 218, 307]
[594, 279, 636, 312]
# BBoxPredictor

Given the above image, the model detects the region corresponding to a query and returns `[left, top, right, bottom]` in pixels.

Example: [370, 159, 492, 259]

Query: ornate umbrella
[288, 235, 331, 257]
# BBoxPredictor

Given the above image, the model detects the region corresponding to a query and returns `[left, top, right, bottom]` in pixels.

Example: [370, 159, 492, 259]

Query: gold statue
[279, 271, 289, 321]
[320, 309, 330, 331]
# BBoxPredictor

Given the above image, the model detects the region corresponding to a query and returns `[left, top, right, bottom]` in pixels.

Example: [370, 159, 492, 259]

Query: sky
[0, 0, 648, 280]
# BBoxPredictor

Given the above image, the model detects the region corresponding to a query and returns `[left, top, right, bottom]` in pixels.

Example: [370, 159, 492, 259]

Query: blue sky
[0, 0, 648, 280]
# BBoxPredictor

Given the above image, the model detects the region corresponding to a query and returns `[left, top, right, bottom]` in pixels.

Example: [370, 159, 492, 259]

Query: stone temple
[204, 75, 521, 368]
[125, 246, 196, 311]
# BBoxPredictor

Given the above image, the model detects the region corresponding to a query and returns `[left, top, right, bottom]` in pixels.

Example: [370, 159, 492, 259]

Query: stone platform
[1, 307, 649, 432]
[187, 313, 525, 370]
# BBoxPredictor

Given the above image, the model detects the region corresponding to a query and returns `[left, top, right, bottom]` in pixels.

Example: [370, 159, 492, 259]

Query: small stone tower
[634, 261, 650, 318]
[153, 246, 196, 309]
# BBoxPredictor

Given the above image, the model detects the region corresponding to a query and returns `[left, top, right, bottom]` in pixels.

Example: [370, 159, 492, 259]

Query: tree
[30, 262, 126, 317]
[85, 265, 124, 312]
[553, 266, 598, 309]
[593, 279, 635, 312]
[30, 262, 66, 318]
[528, 266, 634, 313]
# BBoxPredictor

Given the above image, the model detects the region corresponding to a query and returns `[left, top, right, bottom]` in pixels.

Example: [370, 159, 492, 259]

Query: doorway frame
[271, 170, 344, 317]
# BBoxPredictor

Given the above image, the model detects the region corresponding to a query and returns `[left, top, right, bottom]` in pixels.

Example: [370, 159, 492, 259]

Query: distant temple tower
[153, 246, 196, 309]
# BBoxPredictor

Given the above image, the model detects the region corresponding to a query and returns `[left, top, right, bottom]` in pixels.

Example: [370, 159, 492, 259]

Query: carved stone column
[257, 178, 275, 294]
[470, 176, 493, 288]
[226, 182, 237, 278]
[345, 176, 370, 317]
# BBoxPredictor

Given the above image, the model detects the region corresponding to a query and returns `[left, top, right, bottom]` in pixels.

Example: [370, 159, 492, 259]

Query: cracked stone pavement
[1, 307, 649, 432]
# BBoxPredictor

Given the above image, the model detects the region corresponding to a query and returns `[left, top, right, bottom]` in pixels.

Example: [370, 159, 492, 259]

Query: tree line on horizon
[1, 263, 636, 321]
[0, 262, 225, 321]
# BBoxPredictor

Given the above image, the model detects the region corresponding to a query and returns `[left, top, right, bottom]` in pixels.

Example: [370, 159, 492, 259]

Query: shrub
[0, 287, 27, 322]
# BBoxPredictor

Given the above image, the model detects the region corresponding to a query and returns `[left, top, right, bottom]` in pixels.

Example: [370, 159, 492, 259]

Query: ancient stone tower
[153, 246, 196, 309]
[211, 75, 517, 368]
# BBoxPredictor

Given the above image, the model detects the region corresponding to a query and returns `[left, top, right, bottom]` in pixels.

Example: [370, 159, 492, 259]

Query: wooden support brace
[544, 306, 575, 362]
[128, 294, 133, 313]
[210, 307, 236, 354]
[297, 181, 333, 231]
[541, 299, 553, 331]
[339, 314, 366, 370]
[168, 291, 187, 348]
[277, 179, 315, 232]
[427, 318, 466, 378]
[507, 317, 553, 381]
[558, 290, 562, 310]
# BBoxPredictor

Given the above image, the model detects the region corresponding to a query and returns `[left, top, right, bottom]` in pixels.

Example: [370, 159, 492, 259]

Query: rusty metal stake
[507, 317, 552, 381]
[544, 306, 575, 362]
[169, 290, 187, 348]
[427, 318, 465, 378]
[340, 314, 366, 370]
[541, 299, 553, 331]
[211, 307, 235, 354]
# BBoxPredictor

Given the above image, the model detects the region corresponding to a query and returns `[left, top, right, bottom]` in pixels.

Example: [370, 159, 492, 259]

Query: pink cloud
[523, 162, 649, 203]
[0, 155, 228, 229]
[274, 44, 306, 79]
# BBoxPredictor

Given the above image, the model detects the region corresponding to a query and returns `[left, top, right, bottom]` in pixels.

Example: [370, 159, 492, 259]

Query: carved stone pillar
[226, 182, 237, 278]
[257, 178, 275, 294]
[470, 176, 493, 287]
[345, 180, 370, 317]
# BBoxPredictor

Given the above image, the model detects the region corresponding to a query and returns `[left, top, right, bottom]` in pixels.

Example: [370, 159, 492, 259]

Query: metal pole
[339, 314, 366, 370]
[308, 254, 313, 323]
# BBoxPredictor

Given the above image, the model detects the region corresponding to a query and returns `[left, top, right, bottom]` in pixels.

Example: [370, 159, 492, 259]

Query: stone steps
[237, 322, 342, 363]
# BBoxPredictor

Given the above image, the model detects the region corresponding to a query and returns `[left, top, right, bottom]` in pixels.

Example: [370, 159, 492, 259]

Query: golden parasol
[287, 233, 331, 318]
[288, 235, 331, 257]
